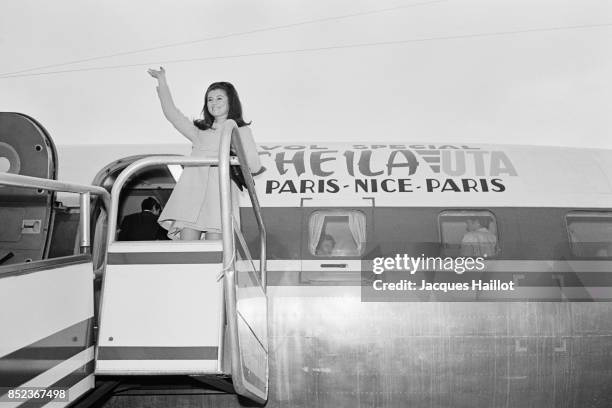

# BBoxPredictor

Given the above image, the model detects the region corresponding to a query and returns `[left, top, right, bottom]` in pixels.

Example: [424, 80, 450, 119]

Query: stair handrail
[219, 120, 268, 403]
[107, 155, 226, 246]
[227, 125, 267, 289]
[0, 172, 110, 254]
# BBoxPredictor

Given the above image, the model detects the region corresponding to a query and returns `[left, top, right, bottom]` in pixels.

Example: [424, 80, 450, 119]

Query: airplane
[2, 111, 612, 407]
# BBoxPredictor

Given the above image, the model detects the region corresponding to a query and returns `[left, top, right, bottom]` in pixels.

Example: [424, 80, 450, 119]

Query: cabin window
[439, 210, 499, 258]
[308, 210, 366, 257]
[566, 212, 612, 258]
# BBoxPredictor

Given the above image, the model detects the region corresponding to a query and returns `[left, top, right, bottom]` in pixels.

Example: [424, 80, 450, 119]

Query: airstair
[0, 116, 268, 406]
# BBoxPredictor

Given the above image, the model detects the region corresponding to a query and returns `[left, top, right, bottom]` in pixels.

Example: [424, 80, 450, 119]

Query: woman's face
[206, 89, 229, 120]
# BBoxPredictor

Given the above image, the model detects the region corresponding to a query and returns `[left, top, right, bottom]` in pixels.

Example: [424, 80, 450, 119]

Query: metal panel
[0, 260, 95, 406]
[0, 112, 58, 264]
[101, 294, 612, 407]
[96, 241, 224, 375]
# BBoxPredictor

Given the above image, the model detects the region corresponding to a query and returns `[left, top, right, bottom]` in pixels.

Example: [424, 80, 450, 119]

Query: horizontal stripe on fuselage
[107, 252, 222, 265]
[97, 347, 219, 361]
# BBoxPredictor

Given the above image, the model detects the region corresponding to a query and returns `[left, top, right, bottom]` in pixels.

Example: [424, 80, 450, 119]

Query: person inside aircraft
[148, 67, 261, 240]
[309, 211, 366, 257]
[316, 234, 336, 256]
[460, 216, 498, 257]
[118, 197, 168, 241]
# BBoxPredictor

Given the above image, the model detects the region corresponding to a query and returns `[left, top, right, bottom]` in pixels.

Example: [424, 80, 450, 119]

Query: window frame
[307, 209, 367, 258]
[437, 209, 501, 258]
[564, 210, 612, 259]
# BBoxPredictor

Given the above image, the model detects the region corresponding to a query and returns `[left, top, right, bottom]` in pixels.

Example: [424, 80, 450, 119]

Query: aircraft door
[300, 198, 374, 284]
[0, 112, 57, 265]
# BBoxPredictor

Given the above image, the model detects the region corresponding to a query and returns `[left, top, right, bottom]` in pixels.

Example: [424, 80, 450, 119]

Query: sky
[0, 0, 611, 149]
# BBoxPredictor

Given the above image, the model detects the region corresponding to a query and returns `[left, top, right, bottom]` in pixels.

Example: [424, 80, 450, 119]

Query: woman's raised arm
[148, 67, 198, 142]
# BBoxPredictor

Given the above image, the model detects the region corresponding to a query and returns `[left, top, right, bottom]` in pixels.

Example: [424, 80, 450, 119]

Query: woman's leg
[204, 231, 222, 240]
[180, 227, 202, 240]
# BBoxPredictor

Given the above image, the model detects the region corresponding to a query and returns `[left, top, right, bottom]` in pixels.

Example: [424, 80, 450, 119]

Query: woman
[147, 67, 261, 240]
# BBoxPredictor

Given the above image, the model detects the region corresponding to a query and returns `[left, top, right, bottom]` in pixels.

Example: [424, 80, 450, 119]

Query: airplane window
[308, 210, 366, 257]
[439, 210, 499, 258]
[566, 212, 612, 258]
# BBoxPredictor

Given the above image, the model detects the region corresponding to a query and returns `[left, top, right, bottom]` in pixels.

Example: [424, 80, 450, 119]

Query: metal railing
[219, 122, 268, 403]
[105, 120, 268, 403]
[0, 172, 111, 253]
[227, 127, 267, 289]
[106, 155, 227, 244]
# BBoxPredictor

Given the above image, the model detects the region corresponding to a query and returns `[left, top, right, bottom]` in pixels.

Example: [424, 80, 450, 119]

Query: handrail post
[219, 127, 235, 282]
[79, 192, 91, 254]
[230, 133, 267, 292]
[219, 123, 245, 396]
[226, 124, 267, 402]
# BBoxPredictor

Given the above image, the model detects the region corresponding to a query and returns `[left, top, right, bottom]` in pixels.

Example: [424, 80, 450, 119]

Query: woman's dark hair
[193, 82, 251, 130]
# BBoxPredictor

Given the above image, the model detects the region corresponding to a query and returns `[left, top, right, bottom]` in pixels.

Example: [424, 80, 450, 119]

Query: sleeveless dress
[155, 79, 261, 239]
